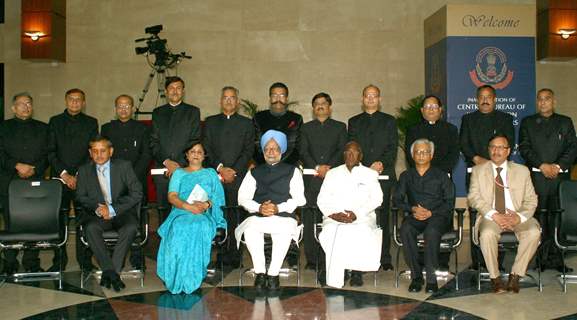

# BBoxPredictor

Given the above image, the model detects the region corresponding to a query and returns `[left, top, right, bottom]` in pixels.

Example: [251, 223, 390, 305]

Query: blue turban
[260, 130, 287, 154]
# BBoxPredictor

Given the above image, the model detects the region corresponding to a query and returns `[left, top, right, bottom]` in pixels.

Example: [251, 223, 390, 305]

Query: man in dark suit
[519, 88, 577, 272]
[150, 76, 201, 222]
[0, 92, 52, 274]
[299, 92, 347, 270]
[76, 136, 143, 292]
[48, 88, 99, 272]
[253, 82, 303, 166]
[348, 84, 398, 270]
[203, 86, 254, 266]
[460, 85, 514, 269]
[101, 94, 151, 268]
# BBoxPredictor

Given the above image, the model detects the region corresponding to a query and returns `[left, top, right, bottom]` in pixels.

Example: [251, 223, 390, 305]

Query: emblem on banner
[469, 46, 514, 89]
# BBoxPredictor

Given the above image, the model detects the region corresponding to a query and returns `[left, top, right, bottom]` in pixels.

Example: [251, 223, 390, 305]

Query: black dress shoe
[267, 275, 280, 290]
[1, 264, 18, 275]
[408, 277, 424, 292]
[381, 263, 394, 271]
[254, 273, 267, 290]
[349, 271, 364, 287]
[425, 281, 439, 293]
[305, 263, 316, 270]
[47, 264, 62, 272]
[110, 276, 126, 292]
[82, 263, 97, 272]
[100, 273, 112, 289]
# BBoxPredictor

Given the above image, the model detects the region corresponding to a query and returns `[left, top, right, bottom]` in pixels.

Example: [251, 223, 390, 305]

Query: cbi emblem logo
[469, 46, 514, 89]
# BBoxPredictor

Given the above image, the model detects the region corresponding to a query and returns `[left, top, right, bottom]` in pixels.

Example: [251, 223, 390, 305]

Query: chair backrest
[8, 179, 63, 235]
[559, 180, 577, 239]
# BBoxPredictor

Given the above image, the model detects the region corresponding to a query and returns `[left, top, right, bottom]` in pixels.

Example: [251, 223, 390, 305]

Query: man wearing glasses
[468, 134, 539, 294]
[101, 94, 151, 268]
[460, 85, 514, 270]
[0, 93, 52, 274]
[395, 139, 455, 293]
[253, 82, 303, 166]
[348, 84, 398, 271]
[405, 95, 459, 174]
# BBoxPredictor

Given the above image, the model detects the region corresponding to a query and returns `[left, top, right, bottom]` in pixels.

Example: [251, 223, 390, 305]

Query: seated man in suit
[317, 141, 383, 288]
[236, 130, 306, 291]
[395, 139, 455, 293]
[468, 134, 540, 294]
[76, 136, 143, 291]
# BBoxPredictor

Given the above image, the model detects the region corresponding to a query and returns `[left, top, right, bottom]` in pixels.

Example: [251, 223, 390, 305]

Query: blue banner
[426, 36, 536, 196]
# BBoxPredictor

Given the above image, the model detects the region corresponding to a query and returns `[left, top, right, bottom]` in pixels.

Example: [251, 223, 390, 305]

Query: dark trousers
[302, 207, 323, 266]
[219, 182, 243, 266]
[533, 172, 566, 269]
[1, 195, 41, 270]
[152, 173, 170, 223]
[83, 213, 138, 273]
[401, 216, 450, 283]
[379, 180, 393, 265]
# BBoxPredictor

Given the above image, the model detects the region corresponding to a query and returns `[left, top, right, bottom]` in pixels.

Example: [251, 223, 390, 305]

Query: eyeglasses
[14, 101, 32, 107]
[414, 150, 432, 156]
[222, 96, 237, 101]
[116, 105, 132, 109]
[423, 104, 440, 110]
[264, 147, 281, 153]
[364, 94, 379, 99]
[489, 145, 510, 151]
[270, 94, 286, 98]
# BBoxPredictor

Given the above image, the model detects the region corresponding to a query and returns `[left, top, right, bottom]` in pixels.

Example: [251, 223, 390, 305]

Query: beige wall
[6, 0, 574, 126]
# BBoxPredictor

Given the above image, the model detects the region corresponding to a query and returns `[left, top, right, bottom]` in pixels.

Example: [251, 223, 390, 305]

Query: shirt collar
[491, 161, 508, 176]
[96, 160, 111, 172]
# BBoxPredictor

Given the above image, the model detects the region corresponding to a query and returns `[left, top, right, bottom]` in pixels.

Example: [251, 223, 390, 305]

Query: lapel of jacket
[505, 161, 521, 210]
[90, 163, 106, 203]
[482, 162, 495, 204]
[109, 160, 120, 203]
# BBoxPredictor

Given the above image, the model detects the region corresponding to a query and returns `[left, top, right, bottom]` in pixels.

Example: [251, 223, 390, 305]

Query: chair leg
[537, 249, 542, 292]
[562, 250, 567, 293]
[477, 258, 481, 291]
[454, 249, 459, 291]
[395, 246, 401, 288]
[58, 247, 63, 290]
[220, 246, 225, 287]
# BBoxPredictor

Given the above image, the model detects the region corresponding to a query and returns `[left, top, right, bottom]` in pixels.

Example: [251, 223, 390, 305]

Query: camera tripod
[134, 67, 171, 117]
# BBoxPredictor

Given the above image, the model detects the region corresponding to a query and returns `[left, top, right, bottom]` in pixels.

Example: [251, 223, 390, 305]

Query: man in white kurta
[317, 141, 383, 288]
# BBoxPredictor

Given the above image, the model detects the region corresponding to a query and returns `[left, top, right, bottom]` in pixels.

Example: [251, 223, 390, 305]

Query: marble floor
[2, 212, 577, 319]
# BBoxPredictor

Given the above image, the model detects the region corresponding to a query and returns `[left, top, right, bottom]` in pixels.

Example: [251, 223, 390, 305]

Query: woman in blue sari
[157, 143, 226, 294]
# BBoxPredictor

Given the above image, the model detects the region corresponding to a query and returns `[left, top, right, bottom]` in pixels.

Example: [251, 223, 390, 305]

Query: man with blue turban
[236, 130, 306, 291]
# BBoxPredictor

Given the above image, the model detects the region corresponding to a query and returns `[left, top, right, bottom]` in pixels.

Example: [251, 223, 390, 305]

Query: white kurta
[317, 164, 383, 288]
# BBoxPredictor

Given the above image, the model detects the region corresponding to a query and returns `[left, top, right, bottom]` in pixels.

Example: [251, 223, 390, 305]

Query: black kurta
[459, 110, 514, 167]
[101, 119, 151, 184]
[0, 118, 52, 195]
[299, 118, 347, 204]
[150, 102, 201, 167]
[405, 119, 459, 173]
[253, 110, 303, 165]
[348, 111, 398, 179]
[48, 110, 99, 176]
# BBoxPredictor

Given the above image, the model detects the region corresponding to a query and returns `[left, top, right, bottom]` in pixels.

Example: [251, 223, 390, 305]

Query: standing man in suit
[101, 94, 151, 268]
[348, 84, 398, 270]
[150, 76, 201, 222]
[519, 88, 577, 272]
[253, 82, 303, 166]
[460, 85, 515, 269]
[48, 88, 99, 272]
[299, 92, 347, 270]
[203, 86, 254, 267]
[76, 136, 143, 292]
[0, 92, 52, 274]
[468, 134, 539, 294]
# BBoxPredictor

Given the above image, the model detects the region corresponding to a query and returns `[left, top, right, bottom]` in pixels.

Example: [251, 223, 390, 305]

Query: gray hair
[221, 86, 239, 96]
[12, 92, 33, 104]
[410, 138, 435, 156]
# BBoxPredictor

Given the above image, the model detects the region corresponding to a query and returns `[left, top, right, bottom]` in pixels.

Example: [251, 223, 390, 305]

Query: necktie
[97, 166, 112, 205]
[495, 167, 505, 214]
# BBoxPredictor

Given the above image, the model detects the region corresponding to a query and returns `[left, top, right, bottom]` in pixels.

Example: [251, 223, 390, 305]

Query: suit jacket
[76, 159, 143, 223]
[468, 161, 538, 240]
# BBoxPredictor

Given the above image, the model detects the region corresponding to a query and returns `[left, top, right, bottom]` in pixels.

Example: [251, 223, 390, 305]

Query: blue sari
[156, 168, 226, 294]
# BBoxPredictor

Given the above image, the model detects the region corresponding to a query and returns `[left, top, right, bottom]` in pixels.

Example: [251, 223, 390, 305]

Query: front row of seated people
[75, 132, 539, 295]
